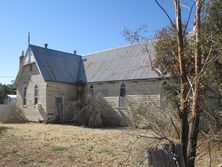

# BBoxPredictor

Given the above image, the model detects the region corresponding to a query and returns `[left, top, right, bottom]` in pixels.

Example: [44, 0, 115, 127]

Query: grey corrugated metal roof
[79, 41, 159, 82]
[29, 45, 81, 84]
[18, 41, 159, 84]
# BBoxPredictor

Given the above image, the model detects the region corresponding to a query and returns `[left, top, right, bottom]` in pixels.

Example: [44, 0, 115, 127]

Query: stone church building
[15, 41, 167, 125]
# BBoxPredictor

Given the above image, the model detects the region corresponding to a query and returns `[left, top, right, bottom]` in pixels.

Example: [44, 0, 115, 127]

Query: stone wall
[88, 79, 162, 97]
[84, 79, 165, 127]
[16, 65, 169, 126]
[16, 63, 46, 122]
[46, 81, 77, 122]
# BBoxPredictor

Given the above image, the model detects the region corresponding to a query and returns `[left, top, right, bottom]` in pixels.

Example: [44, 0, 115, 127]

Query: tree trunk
[174, 0, 189, 165]
[188, 1, 202, 167]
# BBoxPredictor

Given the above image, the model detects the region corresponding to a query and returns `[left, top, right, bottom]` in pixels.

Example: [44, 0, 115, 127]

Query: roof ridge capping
[83, 39, 157, 56]
[29, 44, 81, 57]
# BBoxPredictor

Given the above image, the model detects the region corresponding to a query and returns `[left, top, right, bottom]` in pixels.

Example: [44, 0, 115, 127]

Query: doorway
[55, 97, 63, 122]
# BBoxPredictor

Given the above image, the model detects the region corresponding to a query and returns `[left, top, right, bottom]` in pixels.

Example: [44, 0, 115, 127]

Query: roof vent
[44, 43, 48, 49]
[73, 50, 77, 55]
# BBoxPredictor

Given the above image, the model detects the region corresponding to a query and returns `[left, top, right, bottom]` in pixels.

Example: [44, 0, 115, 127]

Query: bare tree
[154, 0, 191, 165]
[123, 0, 222, 166]
[187, 1, 202, 166]
[173, 1, 190, 164]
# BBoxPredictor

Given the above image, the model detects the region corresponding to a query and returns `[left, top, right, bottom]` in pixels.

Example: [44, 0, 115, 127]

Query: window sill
[34, 104, 39, 108]
[117, 107, 127, 110]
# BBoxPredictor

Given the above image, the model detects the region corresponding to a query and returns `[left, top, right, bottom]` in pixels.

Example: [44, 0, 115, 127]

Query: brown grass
[0, 123, 221, 167]
[0, 123, 154, 167]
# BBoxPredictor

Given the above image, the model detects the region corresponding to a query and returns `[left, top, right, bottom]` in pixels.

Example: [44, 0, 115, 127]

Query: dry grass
[0, 123, 221, 167]
[0, 123, 154, 167]
[195, 137, 222, 167]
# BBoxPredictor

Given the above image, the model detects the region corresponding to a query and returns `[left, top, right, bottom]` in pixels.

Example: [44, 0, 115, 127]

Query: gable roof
[30, 45, 82, 84]
[80, 41, 159, 82]
[16, 41, 159, 85]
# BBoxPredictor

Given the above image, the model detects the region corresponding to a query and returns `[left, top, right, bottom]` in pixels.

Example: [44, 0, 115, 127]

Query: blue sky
[0, 0, 195, 84]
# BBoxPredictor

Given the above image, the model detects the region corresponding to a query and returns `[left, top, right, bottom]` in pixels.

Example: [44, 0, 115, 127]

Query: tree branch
[170, 116, 180, 139]
[183, 1, 196, 34]
[154, 0, 175, 29]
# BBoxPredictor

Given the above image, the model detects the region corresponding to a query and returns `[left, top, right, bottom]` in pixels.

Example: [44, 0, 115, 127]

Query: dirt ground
[0, 123, 221, 167]
[0, 123, 153, 167]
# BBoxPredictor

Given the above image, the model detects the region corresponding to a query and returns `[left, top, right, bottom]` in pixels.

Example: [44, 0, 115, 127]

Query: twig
[195, 151, 208, 162]
[136, 156, 148, 167]
[185, 76, 193, 101]
[153, 68, 180, 95]
[118, 136, 141, 167]
[170, 116, 180, 139]
[208, 142, 212, 167]
[197, 130, 222, 148]
[183, 1, 196, 35]
[138, 134, 172, 142]
[154, 0, 175, 29]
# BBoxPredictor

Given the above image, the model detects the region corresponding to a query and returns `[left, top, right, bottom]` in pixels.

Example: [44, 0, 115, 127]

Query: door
[55, 97, 63, 122]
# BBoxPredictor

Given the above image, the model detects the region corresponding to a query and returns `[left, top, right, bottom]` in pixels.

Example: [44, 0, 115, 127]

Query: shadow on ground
[0, 104, 28, 123]
[0, 126, 10, 135]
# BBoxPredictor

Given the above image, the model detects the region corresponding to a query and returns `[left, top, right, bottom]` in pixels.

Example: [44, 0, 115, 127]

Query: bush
[71, 95, 124, 128]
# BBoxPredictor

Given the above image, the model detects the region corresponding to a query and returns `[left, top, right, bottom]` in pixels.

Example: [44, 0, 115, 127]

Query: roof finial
[28, 32, 30, 45]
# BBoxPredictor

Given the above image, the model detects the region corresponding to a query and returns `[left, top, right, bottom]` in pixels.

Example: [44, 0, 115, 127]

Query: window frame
[118, 82, 126, 108]
[29, 64, 33, 72]
[89, 84, 94, 95]
[23, 86, 27, 106]
[34, 85, 38, 105]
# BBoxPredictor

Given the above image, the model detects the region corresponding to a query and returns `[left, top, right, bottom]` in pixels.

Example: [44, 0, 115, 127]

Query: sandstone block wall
[16, 63, 46, 122]
[46, 82, 77, 122]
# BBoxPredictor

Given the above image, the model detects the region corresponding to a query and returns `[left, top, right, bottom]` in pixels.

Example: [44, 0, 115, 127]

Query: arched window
[34, 85, 38, 105]
[89, 84, 94, 95]
[23, 86, 27, 105]
[29, 64, 33, 71]
[119, 83, 126, 108]
[119, 83, 126, 97]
